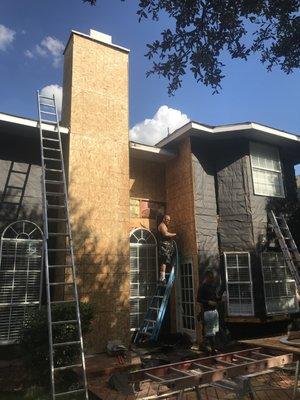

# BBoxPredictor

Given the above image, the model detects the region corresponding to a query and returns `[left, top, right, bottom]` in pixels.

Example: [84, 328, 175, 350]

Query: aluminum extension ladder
[268, 210, 300, 290]
[134, 241, 178, 344]
[37, 91, 89, 400]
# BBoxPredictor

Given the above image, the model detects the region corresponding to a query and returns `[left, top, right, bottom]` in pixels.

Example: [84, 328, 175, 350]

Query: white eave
[157, 121, 300, 148]
[0, 112, 69, 134]
[130, 141, 176, 162]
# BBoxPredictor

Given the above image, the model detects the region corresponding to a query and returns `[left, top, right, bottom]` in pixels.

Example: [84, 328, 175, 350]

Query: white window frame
[224, 252, 255, 317]
[176, 257, 196, 341]
[261, 252, 299, 315]
[250, 141, 285, 198]
[0, 220, 44, 344]
[129, 228, 158, 332]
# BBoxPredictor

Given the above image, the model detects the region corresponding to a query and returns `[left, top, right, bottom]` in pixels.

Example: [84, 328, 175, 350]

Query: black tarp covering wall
[191, 139, 220, 281]
[191, 136, 299, 317]
[0, 130, 42, 233]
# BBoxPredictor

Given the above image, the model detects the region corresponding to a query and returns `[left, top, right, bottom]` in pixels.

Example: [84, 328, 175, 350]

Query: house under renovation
[0, 29, 300, 355]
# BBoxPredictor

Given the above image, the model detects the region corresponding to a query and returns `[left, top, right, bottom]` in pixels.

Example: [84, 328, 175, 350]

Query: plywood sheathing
[62, 32, 130, 352]
[165, 138, 200, 341]
[129, 157, 166, 231]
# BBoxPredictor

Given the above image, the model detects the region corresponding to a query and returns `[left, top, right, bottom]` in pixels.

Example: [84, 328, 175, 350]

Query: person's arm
[158, 223, 176, 238]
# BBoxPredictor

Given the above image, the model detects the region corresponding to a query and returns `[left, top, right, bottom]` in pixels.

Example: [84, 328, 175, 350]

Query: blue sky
[0, 0, 299, 172]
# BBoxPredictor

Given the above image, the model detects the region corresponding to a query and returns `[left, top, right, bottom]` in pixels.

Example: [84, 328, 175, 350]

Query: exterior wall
[216, 139, 254, 252]
[0, 132, 42, 232]
[191, 139, 219, 276]
[129, 156, 166, 231]
[62, 33, 130, 351]
[165, 138, 199, 339]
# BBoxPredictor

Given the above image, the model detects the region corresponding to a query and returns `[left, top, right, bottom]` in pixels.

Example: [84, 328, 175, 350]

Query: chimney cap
[64, 30, 130, 55]
[89, 29, 112, 44]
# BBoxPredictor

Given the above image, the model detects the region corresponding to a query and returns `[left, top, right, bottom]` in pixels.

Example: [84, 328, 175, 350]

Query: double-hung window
[250, 142, 284, 197]
[224, 252, 254, 316]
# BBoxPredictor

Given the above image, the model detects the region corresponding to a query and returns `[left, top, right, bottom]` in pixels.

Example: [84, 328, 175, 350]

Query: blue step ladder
[134, 241, 178, 344]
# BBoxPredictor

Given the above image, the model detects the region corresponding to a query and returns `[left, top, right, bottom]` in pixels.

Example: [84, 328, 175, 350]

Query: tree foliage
[84, 0, 300, 95]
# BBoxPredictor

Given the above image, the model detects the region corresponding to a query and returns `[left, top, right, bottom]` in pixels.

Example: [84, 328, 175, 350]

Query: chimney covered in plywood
[62, 29, 130, 351]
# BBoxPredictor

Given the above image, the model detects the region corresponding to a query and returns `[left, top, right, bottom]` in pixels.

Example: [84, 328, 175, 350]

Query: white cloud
[24, 49, 34, 59]
[0, 24, 15, 51]
[130, 105, 190, 145]
[40, 84, 63, 117]
[27, 36, 64, 67]
[41, 36, 64, 67]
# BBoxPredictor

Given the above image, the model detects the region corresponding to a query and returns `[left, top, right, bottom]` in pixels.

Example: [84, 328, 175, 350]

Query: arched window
[130, 228, 157, 331]
[0, 220, 43, 343]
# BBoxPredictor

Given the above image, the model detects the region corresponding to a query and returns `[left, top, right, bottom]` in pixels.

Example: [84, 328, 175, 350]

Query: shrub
[20, 302, 93, 387]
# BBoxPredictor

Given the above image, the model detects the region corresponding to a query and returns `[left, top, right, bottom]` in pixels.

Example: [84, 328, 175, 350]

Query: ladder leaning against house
[268, 210, 300, 291]
[134, 240, 179, 344]
[37, 91, 89, 400]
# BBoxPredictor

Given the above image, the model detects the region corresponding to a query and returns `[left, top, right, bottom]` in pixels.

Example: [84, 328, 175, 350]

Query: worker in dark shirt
[197, 269, 221, 354]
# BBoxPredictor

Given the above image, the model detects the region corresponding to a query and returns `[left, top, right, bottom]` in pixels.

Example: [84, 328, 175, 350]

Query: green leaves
[84, 0, 300, 94]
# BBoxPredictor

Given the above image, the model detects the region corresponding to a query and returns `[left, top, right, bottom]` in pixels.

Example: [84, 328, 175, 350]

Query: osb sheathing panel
[62, 32, 130, 352]
[130, 157, 166, 202]
[129, 157, 166, 232]
[165, 138, 200, 339]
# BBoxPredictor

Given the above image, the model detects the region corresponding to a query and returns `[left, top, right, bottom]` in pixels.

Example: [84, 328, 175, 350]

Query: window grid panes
[179, 261, 196, 332]
[130, 229, 157, 331]
[0, 221, 43, 343]
[262, 252, 299, 315]
[250, 142, 284, 198]
[224, 252, 254, 316]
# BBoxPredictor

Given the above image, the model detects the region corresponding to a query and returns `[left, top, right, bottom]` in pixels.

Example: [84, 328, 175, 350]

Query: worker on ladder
[157, 215, 177, 284]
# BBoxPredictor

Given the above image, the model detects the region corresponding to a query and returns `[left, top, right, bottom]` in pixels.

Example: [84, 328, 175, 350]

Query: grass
[0, 387, 48, 400]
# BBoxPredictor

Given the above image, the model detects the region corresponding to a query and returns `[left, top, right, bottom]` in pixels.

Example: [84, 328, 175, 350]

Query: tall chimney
[62, 29, 130, 351]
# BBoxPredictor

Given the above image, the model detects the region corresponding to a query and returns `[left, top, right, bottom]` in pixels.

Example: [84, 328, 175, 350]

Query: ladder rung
[47, 204, 66, 209]
[41, 119, 57, 124]
[48, 218, 67, 222]
[46, 192, 65, 196]
[53, 340, 81, 348]
[43, 157, 61, 162]
[48, 265, 73, 269]
[51, 300, 76, 305]
[149, 307, 159, 310]
[39, 95, 55, 101]
[43, 147, 60, 152]
[55, 388, 86, 397]
[154, 295, 164, 299]
[45, 180, 64, 184]
[45, 168, 63, 172]
[41, 110, 57, 116]
[49, 281, 74, 286]
[54, 363, 82, 371]
[145, 319, 156, 324]
[52, 320, 78, 325]
[48, 248, 71, 252]
[43, 137, 60, 142]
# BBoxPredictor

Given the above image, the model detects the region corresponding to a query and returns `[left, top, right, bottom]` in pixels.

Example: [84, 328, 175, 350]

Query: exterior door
[177, 258, 196, 340]
[0, 220, 43, 343]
